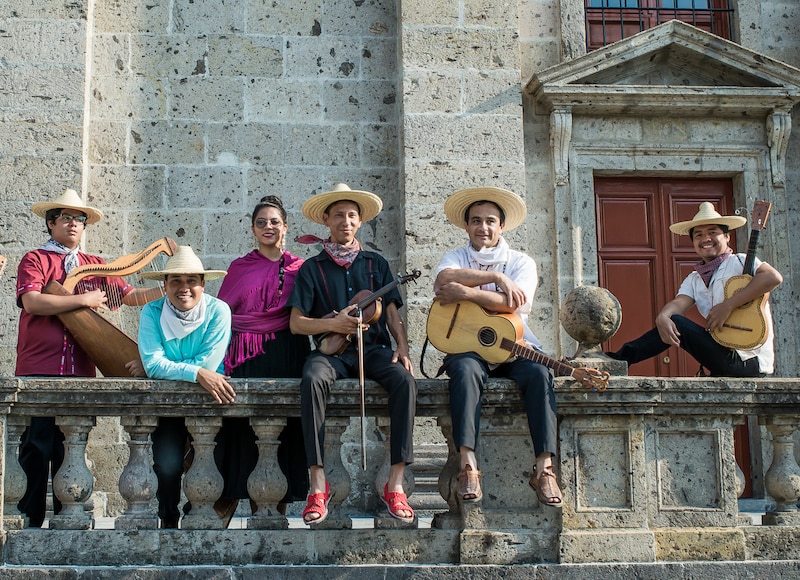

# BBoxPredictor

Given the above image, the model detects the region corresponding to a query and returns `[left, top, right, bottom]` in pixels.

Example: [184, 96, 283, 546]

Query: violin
[318, 270, 421, 355]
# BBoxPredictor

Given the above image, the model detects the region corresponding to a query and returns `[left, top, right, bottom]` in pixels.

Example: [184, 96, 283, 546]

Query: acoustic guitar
[426, 300, 609, 391]
[710, 200, 771, 350]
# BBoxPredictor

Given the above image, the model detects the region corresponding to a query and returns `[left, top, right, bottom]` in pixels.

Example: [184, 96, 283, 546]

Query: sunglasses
[55, 214, 88, 224]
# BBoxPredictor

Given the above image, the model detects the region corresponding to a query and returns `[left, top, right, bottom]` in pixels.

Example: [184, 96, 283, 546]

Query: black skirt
[215, 329, 311, 502]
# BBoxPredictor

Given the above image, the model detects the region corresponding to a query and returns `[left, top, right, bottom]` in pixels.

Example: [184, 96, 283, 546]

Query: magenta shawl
[217, 250, 304, 374]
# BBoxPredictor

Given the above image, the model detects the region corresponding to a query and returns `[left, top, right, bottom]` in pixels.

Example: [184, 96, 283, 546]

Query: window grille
[585, 0, 734, 51]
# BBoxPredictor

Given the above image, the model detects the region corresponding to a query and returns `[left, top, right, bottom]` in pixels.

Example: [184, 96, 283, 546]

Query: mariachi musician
[15, 189, 165, 527]
[607, 202, 782, 377]
[288, 183, 417, 525]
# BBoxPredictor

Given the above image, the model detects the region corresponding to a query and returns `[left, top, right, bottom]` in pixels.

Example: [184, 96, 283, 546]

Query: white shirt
[677, 253, 774, 374]
[435, 241, 543, 349]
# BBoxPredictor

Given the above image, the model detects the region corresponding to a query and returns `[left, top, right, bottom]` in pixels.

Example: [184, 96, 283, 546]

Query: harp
[42, 238, 175, 377]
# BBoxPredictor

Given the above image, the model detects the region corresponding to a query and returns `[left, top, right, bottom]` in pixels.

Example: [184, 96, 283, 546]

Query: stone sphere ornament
[559, 286, 622, 356]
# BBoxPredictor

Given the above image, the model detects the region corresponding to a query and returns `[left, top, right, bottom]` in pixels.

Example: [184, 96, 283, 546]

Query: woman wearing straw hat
[288, 183, 417, 525]
[16, 189, 165, 527]
[607, 202, 782, 376]
[137, 245, 234, 528]
[433, 186, 563, 508]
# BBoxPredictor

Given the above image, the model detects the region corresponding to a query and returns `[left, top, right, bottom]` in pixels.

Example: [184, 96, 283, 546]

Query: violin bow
[356, 306, 367, 471]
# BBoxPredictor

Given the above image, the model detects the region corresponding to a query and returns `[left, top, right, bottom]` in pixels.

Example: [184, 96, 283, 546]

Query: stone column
[247, 417, 288, 530]
[4, 415, 29, 530]
[373, 416, 416, 528]
[49, 416, 95, 530]
[311, 417, 351, 529]
[762, 416, 800, 525]
[181, 417, 223, 530]
[116, 415, 159, 530]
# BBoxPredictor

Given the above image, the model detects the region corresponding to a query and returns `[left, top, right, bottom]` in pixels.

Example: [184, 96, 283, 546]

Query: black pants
[18, 416, 65, 527]
[151, 417, 188, 523]
[300, 347, 417, 467]
[608, 315, 763, 377]
[443, 352, 558, 458]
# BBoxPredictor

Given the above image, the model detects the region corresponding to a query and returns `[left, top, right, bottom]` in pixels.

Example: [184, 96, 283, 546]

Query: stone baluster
[4, 415, 29, 530]
[432, 417, 471, 530]
[181, 417, 224, 530]
[49, 416, 95, 530]
[311, 417, 351, 529]
[116, 416, 159, 530]
[762, 416, 800, 525]
[373, 416, 416, 528]
[248, 417, 288, 530]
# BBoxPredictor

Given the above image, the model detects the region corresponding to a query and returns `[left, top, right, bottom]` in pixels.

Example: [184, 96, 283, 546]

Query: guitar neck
[742, 229, 760, 277]
[500, 337, 575, 377]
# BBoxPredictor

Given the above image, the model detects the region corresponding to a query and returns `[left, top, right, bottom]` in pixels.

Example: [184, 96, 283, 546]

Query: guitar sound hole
[478, 327, 497, 347]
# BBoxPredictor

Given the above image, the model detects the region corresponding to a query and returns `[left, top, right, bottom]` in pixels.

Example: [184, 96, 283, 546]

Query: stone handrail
[0, 376, 798, 566]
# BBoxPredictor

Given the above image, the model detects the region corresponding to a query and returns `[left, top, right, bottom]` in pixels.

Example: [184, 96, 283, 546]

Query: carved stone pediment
[525, 19, 800, 117]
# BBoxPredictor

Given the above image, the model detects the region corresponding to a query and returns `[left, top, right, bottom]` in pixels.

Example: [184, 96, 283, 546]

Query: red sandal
[302, 482, 331, 524]
[382, 483, 415, 523]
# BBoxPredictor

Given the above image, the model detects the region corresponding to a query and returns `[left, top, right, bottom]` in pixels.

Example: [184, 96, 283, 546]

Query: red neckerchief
[695, 248, 732, 287]
[296, 235, 361, 269]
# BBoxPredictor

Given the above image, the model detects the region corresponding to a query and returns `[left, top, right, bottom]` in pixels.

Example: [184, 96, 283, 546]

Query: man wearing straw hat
[16, 188, 164, 527]
[289, 183, 417, 525]
[137, 245, 234, 528]
[607, 202, 783, 376]
[433, 187, 563, 508]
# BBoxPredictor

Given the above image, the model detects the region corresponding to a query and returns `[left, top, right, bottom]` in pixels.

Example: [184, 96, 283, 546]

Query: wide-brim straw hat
[31, 189, 104, 225]
[669, 202, 747, 236]
[301, 183, 383, 225]
[140, 246, 227, 281]
[444, 186, 527, 231]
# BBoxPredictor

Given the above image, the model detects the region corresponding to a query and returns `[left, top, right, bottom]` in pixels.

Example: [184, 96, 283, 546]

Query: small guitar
[710, 200, 771, 350]
[318, 269, 421, 355]
[427, 300, 609, 391]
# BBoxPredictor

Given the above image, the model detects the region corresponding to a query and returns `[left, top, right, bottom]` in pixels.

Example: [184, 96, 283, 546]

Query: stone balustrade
[0, 376, 798, 566]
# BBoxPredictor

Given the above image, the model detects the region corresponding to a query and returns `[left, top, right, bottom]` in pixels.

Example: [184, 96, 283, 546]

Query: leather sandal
[302, 482, 331, 525]
[529, 467, 563, 508]
[456, 465, 483, 502]
[382, 483, 415, 523]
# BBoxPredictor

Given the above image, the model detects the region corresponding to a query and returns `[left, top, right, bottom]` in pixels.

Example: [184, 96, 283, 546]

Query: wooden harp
[42, 238, 174, 377]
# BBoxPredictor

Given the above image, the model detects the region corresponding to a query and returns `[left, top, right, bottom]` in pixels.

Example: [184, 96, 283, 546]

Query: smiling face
[47, 209, 87, 250]
[691, 224, 731, 263]
[164, 274, 205, 311]
[252, 206, 288, 253]
[322, 200, 362, 245]
[465, 201, 505, 250]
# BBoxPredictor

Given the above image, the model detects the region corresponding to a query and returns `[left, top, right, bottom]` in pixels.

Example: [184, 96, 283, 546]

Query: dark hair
[164, 273, 205, 282]
[464, 200, 505, 225]
[251, 195, 287, 225]
[324, 199, 361, 217]
[689, 224, 729, 238]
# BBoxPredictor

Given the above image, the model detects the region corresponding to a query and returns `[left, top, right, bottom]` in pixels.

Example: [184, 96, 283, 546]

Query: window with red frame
[585, 0, 733, 51]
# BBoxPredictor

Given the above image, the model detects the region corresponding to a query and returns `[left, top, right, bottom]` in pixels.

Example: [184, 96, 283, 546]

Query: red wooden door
[594, 176, 754, 496]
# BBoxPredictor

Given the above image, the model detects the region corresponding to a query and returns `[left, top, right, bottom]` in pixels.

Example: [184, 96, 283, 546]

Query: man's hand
[79, 289, 108, 310]
[196, 368, 236, 404]
[392, 345, 413, 373]
[434, 281, 471, 305]
[333, 304, 369, 334]
[125, 359, 146, 378]
[705, 302, 735, 333]
[655, 313, 681, 347]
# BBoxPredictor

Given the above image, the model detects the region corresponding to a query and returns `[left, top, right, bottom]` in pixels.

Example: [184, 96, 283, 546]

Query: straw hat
[669, 202, 747, 236]
[444, 186, 527, 231]
[140, 246, 227, 281]
[31, 189, 103, 225]
[301, 183, 383, 225]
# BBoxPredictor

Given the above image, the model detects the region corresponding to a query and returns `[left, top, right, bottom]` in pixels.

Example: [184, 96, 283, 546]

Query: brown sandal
[456, 465, 483, 502]
[529, 468, 563, 508]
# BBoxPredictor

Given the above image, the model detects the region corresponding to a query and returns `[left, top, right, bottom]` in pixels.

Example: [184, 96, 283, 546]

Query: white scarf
[467, 236, 510, 268]
[41, 238, 80, 273]
[161, 294, 207, 341]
